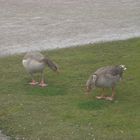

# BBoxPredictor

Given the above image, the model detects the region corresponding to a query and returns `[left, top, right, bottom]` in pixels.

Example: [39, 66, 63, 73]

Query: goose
[86, 65, 127, 101]
[22, 52, 59, 87]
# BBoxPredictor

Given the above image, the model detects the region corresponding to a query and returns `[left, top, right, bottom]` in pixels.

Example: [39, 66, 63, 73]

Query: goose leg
[39, 72, 48, 87]
[96, 88, 106, 99]
[29, 73, 38, 85]
[105, 87, 115, 101]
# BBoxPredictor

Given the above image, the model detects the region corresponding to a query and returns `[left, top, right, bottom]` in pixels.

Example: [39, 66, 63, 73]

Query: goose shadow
[78, 99, 113, 110]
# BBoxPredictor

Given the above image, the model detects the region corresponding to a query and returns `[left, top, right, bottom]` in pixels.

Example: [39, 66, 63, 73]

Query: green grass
[0, 38, 140, 140]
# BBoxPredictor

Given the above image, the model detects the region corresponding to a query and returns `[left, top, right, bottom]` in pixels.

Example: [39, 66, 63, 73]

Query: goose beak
[56, 69, 60, 74]
[85, 87, 91, 94]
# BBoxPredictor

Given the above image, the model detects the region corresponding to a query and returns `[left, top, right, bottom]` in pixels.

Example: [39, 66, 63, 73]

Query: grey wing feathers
[95, 66, 122, 77]
[23, 52, 58, 71]
[94, 66, 112, 75]
[23, 52, 45, 61]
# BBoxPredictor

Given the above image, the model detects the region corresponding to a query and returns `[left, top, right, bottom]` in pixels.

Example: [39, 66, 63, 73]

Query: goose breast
[22, 59, 46, 73]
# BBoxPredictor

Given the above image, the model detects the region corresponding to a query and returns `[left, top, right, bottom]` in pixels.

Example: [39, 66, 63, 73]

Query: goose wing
[23, 52, 45, 62]
[95, 66, 122, 76]
[95, 66, 122, 80]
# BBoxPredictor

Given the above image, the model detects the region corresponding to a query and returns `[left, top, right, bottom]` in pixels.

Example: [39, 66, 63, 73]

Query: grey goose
[22, 52, 59, 87]
[86, 65, 127, 101]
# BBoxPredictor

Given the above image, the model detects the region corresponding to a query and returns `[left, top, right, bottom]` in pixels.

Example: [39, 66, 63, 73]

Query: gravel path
[0, 0, 140, 56]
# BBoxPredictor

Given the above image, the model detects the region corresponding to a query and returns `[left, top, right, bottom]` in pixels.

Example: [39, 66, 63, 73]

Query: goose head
[86, 75, 97, 93]
[43, 58, 60, 73]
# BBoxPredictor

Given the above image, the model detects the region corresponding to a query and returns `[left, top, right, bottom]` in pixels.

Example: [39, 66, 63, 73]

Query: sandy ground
[0, 0, 140, 56]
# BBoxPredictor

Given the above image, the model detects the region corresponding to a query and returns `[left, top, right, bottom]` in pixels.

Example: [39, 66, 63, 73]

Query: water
[0, 0, 140, 56]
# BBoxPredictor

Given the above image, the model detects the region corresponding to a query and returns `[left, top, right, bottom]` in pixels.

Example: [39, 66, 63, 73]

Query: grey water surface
[0, 0, 140, 56]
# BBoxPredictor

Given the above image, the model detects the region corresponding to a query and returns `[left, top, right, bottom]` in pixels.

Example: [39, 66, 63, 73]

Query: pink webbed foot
[96, 96, 106, 100]
[39, 81, 48, 87]
[29, 80, 38, 86]
[105, 96, 114, 101]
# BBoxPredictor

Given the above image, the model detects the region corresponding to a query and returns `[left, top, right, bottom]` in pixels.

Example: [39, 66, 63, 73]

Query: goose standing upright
[86, 65, 127, 101]
[22, 52, 59, 87]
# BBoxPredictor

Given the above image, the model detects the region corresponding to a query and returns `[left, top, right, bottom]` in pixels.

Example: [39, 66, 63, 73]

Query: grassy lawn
[0, 38, 140, 140]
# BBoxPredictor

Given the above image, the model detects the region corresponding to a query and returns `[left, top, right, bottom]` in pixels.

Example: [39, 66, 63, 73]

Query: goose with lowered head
[22, 52, 59, 87]
[86, 65, 127, 101]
